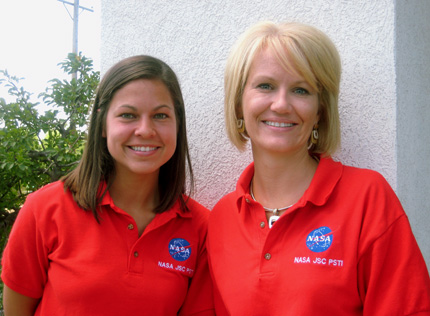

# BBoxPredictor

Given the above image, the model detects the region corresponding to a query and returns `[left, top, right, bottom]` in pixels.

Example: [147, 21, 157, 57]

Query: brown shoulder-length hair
[62, 55, 193, 221]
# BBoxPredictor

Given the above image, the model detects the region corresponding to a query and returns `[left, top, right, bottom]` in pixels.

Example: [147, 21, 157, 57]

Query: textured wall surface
[101, 0, 429, 265]
[395, 0, 430, 265]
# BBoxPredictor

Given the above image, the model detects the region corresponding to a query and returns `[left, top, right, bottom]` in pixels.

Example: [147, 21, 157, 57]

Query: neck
[110, 170, 159, 209]
[109, 171, 159, 235]
[251, 148, 318, 210]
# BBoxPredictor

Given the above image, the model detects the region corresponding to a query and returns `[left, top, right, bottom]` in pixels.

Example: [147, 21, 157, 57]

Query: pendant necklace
[249, 183, 293, 228]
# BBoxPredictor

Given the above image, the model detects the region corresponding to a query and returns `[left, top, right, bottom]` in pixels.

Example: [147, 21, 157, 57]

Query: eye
[257, 83, 273, 90]
[119, 113, 136, 119]
[154, 113, 168, 119]
[293, 87, 310, 95]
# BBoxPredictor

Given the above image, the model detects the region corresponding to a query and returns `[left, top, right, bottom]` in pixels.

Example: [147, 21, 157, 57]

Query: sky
[0, 0, 101, 106]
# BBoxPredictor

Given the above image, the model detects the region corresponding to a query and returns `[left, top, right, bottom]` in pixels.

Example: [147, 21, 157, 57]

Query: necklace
[249, 183, 293, 228]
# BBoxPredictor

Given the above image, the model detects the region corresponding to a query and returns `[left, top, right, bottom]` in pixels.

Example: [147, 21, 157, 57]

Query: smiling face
[241, 48, 320, 158]
[104, 79, 177, 180]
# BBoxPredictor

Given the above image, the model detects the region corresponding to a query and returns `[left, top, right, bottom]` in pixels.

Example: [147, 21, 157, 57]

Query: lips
[130, 146, 158, 152]
[263, 121, 295, 127]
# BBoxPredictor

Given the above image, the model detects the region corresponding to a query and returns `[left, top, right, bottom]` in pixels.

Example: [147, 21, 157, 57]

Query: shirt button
[264, 253, 272, 260]
[245, 198, 251, 203]
[260, 221, 265, 228]
[127, 224, 134, 230]
[134, 251, 139, 257]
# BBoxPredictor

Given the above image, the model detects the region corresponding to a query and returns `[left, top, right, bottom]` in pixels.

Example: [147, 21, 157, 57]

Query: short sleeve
[357, 215, 430, 315]
[1, 194, 50, 298]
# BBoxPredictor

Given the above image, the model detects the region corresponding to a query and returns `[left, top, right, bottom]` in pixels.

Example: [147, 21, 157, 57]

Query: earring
[237, 119, 245, 133]
[308, 124, 319, 150]
[311, 124, 319, 145]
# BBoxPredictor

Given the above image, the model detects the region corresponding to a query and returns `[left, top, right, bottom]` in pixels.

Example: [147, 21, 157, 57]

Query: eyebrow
[117, 104, 174, 111]
[252, 72, 307, 81]
[117, 104, 137, 111]
[250, 75, 310, 86]
[154, 104, 175, 111]
[292, 80, 311, 86]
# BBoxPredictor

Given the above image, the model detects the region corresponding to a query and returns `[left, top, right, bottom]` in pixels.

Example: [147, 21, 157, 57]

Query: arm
[1, 191, 50, 314]
[358, 215, 430, 315]
[3, 285, 40, 316]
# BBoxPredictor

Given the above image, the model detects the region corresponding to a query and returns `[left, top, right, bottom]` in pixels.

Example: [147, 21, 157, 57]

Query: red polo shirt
[1, 181, 214, 315]
[207, 157, 430, 315]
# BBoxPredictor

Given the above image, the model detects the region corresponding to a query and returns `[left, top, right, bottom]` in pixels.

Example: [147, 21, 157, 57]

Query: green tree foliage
[0, 52, 100, 248]
[0, 53, 99, 310]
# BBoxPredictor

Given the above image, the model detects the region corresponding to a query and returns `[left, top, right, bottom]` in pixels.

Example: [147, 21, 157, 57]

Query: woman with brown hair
[2, 55, 214, 315]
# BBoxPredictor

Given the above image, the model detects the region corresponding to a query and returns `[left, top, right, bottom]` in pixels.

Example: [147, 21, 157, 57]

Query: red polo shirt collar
[98, 183, 192, 234]
[234, 156, 343, 212]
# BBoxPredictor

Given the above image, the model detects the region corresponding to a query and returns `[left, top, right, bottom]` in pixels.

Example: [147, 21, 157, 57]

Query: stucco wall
[101, 0, 429, 266]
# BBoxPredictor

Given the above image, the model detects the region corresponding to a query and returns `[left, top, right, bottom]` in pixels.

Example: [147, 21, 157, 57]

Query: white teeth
[264, 121, 294, 127]
[131, 146, 156, 152]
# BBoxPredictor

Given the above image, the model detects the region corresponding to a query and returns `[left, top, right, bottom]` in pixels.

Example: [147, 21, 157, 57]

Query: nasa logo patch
[306, 226, 333, 253]
[168, 238, 191, 261]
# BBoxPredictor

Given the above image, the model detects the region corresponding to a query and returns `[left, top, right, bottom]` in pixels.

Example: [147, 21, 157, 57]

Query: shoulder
[310, 158, 405, 232]
[25, 181, 70, 204]
[334, 161, 406, 230]
[183, 196, 210, 226]
[339, 162, 395, 194]
[331, 161, 402, 215]
[210, 162, 253, 217]
[321, 157, 395, 194]
[341, 162, 386, 180]
[18, 180, 82, 226]
[211, 191, 237, 213]
[208, 191, 239, 235]
[185, 197, 209, 215]
[10, 181, 80, 250]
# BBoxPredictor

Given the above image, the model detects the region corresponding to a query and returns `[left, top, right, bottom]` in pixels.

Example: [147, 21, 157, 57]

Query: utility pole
[58, 0, 94, 79]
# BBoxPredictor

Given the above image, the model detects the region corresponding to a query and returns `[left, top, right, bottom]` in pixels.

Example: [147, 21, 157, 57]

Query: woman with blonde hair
[207, 21, 430, 315]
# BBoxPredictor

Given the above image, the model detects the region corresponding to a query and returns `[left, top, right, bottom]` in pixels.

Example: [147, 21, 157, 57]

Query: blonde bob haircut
[224, 21, 341, 155]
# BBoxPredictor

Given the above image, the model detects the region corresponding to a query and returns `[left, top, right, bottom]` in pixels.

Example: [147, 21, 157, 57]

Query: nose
[135, 117, 156, 137]
[270, 88, 292, 113]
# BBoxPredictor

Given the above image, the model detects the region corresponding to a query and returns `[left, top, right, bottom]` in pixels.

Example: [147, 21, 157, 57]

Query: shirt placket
[243, 195, 277, 276]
